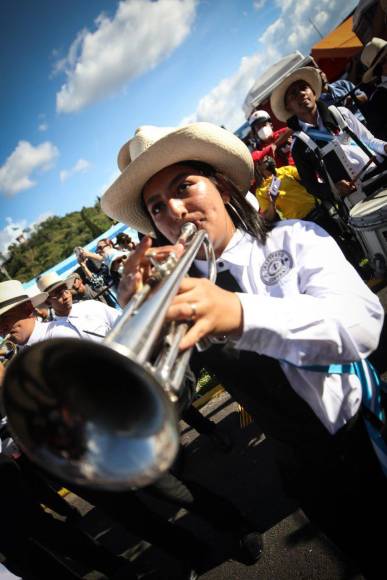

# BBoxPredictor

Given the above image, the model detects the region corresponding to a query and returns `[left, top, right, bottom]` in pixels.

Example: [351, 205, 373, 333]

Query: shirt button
[218, 261, 224, 269]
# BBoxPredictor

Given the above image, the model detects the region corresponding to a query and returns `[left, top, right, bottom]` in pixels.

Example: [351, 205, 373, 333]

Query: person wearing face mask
[248, 109, 294, 169]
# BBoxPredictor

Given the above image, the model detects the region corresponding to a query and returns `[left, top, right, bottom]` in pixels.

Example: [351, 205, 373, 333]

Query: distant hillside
[1, 202, 115, 283]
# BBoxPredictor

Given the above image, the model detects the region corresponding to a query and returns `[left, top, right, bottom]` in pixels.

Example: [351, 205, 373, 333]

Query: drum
[349, 188, 387, 276]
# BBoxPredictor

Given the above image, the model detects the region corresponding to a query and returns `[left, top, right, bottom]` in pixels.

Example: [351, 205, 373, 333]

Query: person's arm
[81, 249, 104, 263]
[234, 222, 384, 366]
[165, 222, 383, 365]
[274, 127, 293, 146]
[339, 107, 387, 156]
[78, 259, 94, 280]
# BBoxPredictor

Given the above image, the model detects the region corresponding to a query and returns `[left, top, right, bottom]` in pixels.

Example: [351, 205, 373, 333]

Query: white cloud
[0, 141, 59, 197]
[55, 0, 197, 113]
[253, 0, 267, 10]
[38, 122, 48, 132]
[59, 158, 92, 182]
[0, 212, 53, 257]
[182, 0, 357, 130]
[181, 53, 264, 130]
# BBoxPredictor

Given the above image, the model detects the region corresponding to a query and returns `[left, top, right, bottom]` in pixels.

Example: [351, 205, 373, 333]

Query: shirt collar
[53, 303, 79, 319]
[298, 110, 324, 132]
[25, 319, 45, 347]
[194, 229, 253, 275]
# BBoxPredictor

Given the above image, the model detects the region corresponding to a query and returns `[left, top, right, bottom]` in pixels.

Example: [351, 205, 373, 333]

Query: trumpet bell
[3, 338, 179, 490]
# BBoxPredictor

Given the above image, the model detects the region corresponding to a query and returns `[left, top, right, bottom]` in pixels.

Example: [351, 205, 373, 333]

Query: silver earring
[226, 201, 248, 230]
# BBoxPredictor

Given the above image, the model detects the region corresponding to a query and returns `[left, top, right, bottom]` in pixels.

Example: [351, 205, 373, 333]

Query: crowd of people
[0, 36, 387, 580]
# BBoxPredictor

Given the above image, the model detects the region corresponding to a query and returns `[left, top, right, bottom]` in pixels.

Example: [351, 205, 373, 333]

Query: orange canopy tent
[311, 16, 363, 80]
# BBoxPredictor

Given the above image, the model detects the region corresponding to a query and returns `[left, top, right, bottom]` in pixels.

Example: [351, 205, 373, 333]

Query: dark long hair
[141, 160, 270, 247]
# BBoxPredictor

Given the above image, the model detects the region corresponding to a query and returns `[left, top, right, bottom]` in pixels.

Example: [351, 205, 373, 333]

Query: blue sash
[282, 359, 387, 477]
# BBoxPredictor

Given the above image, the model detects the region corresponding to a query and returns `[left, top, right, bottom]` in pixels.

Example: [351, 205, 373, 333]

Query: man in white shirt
[36, 272, 119, 341]
[270, 66, 387, 199]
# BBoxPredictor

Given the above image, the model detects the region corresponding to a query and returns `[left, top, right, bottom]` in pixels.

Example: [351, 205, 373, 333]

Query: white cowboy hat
[270, 67, 322, 123]
[36, 271, 76, 294]
[361, 37, 387, 83]
[0, 280, 48, 317]
[103, 250, 128, 272]
[101, 122, 254, 235]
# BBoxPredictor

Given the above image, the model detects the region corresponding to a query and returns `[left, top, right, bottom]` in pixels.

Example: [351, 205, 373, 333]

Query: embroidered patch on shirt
[260, 250, 293, 285]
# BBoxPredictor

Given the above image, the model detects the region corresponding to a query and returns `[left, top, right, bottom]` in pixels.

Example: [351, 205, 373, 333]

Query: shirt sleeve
[235, 222, 384, 366]
[285, 165, 300, 180]
[339, 107, 387, 156]
[100, 302, 120, 329]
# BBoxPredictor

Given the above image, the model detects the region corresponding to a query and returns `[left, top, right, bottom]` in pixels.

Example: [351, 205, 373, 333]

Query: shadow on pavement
[62, 393, 364, 579]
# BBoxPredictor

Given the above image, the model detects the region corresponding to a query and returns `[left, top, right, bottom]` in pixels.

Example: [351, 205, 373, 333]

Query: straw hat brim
[0, 292, 48, 317]
[44, 274, 77, 294]
[270, 67, 322, 123]
[362, 44, 387, 83]
[101, 123, 254, 235]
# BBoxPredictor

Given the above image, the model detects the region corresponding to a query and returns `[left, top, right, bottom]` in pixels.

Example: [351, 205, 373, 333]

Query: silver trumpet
[2, 223, 216, 490]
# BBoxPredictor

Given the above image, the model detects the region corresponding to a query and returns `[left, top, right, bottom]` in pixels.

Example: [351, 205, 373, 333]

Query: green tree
[0, 203, 114, 283]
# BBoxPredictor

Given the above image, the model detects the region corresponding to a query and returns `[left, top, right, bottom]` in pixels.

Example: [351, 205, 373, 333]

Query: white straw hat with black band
[101, 122, 254, 235]
[36, 271, 77, 294]
[270, 67, 322, 123]
[0, 280, 48, 317]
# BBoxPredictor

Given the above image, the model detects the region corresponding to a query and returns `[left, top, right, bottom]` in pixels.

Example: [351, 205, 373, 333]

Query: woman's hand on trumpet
[166, 277, 243, 351]
[118, 236, 185, 308]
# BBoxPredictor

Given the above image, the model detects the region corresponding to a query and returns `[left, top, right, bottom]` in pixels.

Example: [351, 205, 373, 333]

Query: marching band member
[101, 121, 385, 579]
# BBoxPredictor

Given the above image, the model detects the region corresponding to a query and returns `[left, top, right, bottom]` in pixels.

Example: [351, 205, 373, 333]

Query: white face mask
[257, 125, 273, 140]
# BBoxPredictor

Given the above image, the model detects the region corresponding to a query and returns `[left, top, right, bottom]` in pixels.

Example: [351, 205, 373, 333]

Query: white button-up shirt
[299, 107, 387, 177]
[51, 300, 119, 341]
[24, 300, 119, 347]
[195, 222, 384, 434]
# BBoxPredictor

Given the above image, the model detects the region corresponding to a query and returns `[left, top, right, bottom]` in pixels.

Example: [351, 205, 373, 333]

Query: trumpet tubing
[2, 223, 216, 491]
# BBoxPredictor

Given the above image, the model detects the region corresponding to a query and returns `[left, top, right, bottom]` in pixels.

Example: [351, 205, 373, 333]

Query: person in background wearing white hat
[361, 37, 387, 141]
[270, 66, 387, 199]
[248, 109, 294, 169]
[0, 281, 49, 361]
[104, 249, 129, 293]
[101, 121, 385, 578]
[36, 271, 119, 341]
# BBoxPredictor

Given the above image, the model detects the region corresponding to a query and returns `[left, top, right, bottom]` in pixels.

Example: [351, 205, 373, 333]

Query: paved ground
[65, 390, 366, 580]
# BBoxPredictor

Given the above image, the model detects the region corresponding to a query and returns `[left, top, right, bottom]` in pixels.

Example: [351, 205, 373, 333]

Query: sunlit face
[0, 301, 35, 345]
[48, 284, 73, 316]
[285, 81, 317, 118]
[142, 163, 235, 257]
[72, 277, 84, 292]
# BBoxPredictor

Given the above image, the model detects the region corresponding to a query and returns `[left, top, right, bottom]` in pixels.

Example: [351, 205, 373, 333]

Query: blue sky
[0, 0, 358, 255]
